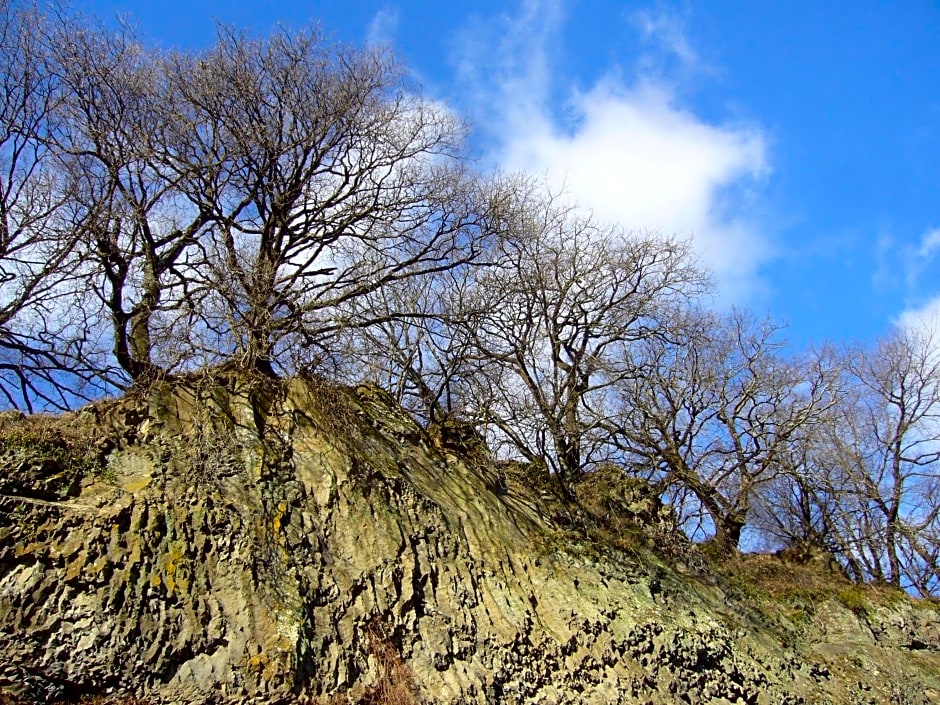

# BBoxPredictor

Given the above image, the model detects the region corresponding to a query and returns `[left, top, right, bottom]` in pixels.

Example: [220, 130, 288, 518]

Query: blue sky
[73, 0, 940, 350]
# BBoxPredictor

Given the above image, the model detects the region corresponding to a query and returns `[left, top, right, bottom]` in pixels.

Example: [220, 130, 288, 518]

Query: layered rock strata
[1, 376, 938, 704]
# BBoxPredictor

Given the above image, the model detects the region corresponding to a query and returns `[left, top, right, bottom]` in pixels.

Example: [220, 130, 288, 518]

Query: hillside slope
[1, 375, 938, 704]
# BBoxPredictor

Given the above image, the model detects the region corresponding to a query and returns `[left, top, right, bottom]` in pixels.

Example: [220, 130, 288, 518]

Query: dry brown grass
[0, 410, 108, 496]
[289, 374, 361, 442]
[307, 615, 421, 705]
[356, 617, 420, 705]
[726, 551, 850, 597]
[713, 547, 908, 622]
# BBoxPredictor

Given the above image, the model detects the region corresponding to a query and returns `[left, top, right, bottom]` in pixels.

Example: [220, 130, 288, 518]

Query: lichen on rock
[0, 375, 938, 704]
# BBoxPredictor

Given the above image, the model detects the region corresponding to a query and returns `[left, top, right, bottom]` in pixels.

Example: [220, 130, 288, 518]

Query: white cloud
[918, 227, 940, 259]
[885, 227, 940, 342]
[501, 80, 768, 290]
[896, 298, 940, 380]
[367, 8, 399, 47]
[898, 297, 940, 335]
[456, 1, 771, 302]
[632, 7, 701, 70]
[891, 226, 940, 291]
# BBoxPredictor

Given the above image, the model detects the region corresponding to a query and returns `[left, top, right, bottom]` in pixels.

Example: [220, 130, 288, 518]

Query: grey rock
[0, 377, 937, 704]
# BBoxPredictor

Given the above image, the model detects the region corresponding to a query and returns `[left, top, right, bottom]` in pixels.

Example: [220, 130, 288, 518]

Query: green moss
[721, 568, 772, 603]
[836, 585, 871, 615]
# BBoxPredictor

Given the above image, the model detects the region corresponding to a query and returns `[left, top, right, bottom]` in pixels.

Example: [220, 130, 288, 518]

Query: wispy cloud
[895, 226, 940, 332]
[366, 7, 399, 47]
[896, 296, 940, 376]
[918, 227, 940, 259]
[631, 5, 703, 74]
[455, 0, 771, 302]
[454, 0, 562, 127]
[887, 225, 940, 291]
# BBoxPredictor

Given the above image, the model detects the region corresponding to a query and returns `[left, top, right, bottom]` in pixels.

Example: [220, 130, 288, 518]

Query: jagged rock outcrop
[1, 375, 938, 704]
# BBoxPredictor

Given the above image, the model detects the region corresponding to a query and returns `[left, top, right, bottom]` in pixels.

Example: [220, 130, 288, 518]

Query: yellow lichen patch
[58, 535, 85, 560]
[272, 501, 288, 545]
[158, 542, 188, 596]
[119, 475, 152, 493]
[246, 652, 280, 682]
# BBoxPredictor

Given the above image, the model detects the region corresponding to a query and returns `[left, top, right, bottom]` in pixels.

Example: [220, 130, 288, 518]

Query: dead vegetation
[312, 616, 421, 705]
[709, 544, 911, 629]
[357, 617, 420, 705]
[0, 410, 108, 501]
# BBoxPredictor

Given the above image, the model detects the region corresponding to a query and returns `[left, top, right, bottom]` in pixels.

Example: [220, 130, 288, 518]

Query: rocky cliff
[1, 374, 938, 704]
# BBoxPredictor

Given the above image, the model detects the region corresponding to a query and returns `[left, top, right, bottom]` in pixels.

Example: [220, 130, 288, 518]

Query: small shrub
[287, 374, 362, 445]
[499, 459, 566, 499]
[174, 415, 244, 486]
[712, 549, 918, 635]
[0, 412, 107, 499]
[921, 595, 940, 613]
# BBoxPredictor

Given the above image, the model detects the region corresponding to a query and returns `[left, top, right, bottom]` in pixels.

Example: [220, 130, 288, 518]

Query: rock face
[1, 375, 939, 704]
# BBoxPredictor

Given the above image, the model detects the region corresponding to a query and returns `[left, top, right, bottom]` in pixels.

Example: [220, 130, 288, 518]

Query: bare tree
[460, 197, 706, 491]
[747, 427, 845, 549]
[817, 325, 940, 594]
[335, 269, 478, 424]
[169, 27, 494, 376]
[613, 310, 841, 550]
[48, 16, 217, 385]
[0, 0, 104, 410]
[331, 174, 536, 425]
[2, 14, 502, 398]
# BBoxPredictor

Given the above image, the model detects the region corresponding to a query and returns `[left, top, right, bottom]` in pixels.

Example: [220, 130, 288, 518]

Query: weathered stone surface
[0, 376, 938, 704]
